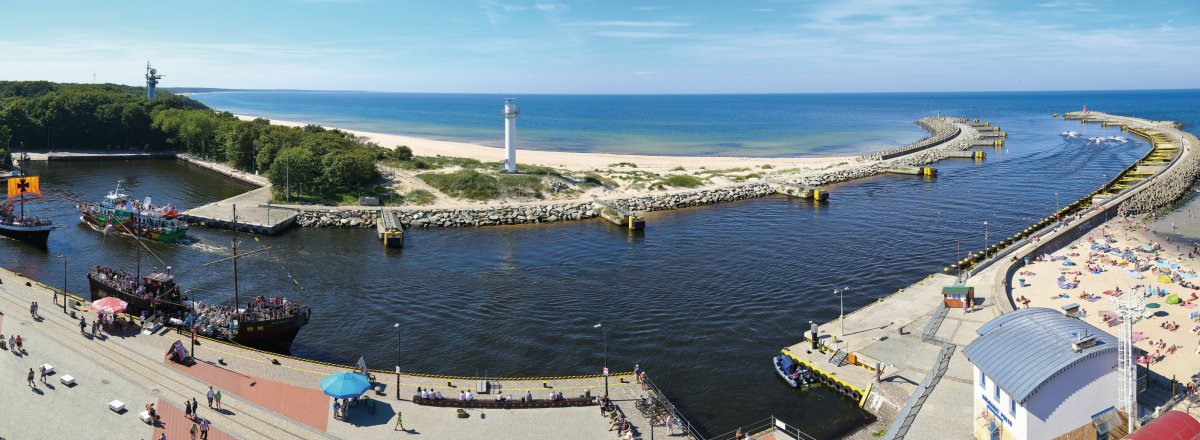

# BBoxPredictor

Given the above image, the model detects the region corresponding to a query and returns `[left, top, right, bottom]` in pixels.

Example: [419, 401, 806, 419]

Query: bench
[109, 400, 126, 412]
[412, 396, 594, 409]
[139, 411, 153, 424]
[40, 364, 54, 375]
[60, 375, 75, 386]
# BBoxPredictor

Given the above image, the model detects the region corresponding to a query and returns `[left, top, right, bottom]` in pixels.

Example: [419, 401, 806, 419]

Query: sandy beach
[235, 115, 854, 173]
[1015, 216, 1200, 383]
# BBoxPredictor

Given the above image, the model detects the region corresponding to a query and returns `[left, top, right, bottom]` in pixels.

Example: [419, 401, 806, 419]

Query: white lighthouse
[503, 98, 519, 173]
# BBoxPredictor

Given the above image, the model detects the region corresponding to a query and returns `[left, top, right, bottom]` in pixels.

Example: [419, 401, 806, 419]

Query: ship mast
[232, 204, 241, 320]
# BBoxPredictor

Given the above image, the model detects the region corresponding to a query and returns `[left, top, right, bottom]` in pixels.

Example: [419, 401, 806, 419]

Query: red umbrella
[90, 297, 128, 315]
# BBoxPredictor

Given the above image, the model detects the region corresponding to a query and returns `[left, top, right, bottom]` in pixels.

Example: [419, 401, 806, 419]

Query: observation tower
[145, 62, 164, 99]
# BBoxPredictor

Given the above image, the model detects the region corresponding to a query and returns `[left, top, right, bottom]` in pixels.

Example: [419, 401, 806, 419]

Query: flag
[6, 175, 42, 201]
[357, 356, 369, 377]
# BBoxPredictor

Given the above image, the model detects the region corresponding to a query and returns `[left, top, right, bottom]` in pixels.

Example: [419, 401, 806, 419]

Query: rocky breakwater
[609, 184, 775, 212]
[1120, 130, 1200, 215]
[295, 184, 779, 229]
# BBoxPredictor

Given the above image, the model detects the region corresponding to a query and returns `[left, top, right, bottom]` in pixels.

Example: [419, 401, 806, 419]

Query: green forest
[0, 81, 401, 202]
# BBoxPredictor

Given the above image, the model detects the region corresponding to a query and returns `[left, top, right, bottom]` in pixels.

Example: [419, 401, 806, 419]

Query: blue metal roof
[964, 307, 1117, 404]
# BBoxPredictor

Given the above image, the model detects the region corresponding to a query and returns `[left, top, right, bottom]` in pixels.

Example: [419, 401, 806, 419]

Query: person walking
[29, 301, 37, 318]
[185, 400, 193, 420]
[206, 386, 215, 407]
[79, 316, 87, 335]
[14, 335, 23, 352]
[192, 397, 199, 419]
[394, 410, 404, 431]
[200, 418, 210, 440]
[39, 365, 48, 384]
[92, 320, 99, 338]
[190, 421, 198, 439]
[27, 368, 36, 388]
[214, 389, 222, 409]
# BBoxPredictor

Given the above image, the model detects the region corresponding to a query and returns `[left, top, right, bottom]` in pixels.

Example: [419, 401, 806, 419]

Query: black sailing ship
[87, 208, 310, 353]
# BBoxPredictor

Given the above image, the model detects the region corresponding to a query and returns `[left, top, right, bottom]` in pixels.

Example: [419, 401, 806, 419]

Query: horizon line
[163, 86, 1200, 96]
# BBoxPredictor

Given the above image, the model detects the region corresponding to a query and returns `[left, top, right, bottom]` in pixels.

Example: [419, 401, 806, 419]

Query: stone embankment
[297, 184, 775, 228]
[858, 117, 967, 161]
[1119, 130, 1200, 215]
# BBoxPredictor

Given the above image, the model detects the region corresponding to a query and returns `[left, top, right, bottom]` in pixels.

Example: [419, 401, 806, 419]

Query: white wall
[972, 352, 1117, 440]
[1023, 352, 1118, 440]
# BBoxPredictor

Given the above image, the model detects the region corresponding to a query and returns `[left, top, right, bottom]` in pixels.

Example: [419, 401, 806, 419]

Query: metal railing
[884, 341, 956, 439]
[706, 416, 819, 440]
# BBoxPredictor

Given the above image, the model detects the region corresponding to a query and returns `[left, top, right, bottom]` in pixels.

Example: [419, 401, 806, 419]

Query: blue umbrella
[320, 372, 371, 398]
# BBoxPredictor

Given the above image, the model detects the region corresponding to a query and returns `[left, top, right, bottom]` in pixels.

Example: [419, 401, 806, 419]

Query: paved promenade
[0, 267, 662, 439]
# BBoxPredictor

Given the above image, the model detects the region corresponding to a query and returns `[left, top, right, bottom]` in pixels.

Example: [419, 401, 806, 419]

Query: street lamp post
[595, 323, 608, 398]
[834, 287, 849, 345]
[983, 220, 989, 259]
[59, 254, 67, 313]
[394, 323, 401, 400]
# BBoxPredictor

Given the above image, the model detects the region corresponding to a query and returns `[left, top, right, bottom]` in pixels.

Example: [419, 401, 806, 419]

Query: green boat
[78, 183, 188, 242]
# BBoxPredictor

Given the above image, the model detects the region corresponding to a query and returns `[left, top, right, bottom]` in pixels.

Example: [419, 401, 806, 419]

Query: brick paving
[167, 357, 330, 431]
[152, 398, 237, 440]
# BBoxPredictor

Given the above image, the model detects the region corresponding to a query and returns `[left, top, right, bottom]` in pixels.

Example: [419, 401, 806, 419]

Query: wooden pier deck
[180, 186, 297, 235]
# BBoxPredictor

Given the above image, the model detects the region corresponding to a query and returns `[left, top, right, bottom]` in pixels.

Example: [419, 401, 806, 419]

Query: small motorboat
[773, 354, 814, 388]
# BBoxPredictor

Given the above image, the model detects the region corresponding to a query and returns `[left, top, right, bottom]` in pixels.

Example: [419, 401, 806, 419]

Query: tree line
[0, 81, 405, 200]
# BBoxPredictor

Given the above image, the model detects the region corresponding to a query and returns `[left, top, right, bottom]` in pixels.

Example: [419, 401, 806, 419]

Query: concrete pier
[943, 151, 986, 159]
[23, 151, 178, 161]
[180, 187, 297, 236]
[593, 199, 645, 230]
[885, 167, 937, 177]
[767, 181, 829, 200]
[376, 210, 405, 248]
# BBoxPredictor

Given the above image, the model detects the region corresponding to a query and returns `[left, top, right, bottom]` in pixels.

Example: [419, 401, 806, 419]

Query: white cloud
[534, 3, 568, 13]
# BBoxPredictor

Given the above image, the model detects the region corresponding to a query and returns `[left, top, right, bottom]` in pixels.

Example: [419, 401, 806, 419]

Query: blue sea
[191, 89, 1200, 157]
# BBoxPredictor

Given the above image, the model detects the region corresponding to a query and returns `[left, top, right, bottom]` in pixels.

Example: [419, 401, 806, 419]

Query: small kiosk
[941, 285, 974, 308]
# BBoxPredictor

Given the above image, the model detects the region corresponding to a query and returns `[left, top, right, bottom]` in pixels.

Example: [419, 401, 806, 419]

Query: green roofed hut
[942, 285, 975, 308]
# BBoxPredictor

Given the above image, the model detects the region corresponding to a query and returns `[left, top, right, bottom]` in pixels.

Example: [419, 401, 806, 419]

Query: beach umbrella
[90, 297, 128, 315]
[319, 372, 370, 398]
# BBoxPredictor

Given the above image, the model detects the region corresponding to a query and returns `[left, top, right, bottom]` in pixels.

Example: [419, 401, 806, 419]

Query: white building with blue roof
[964, 307, 1126, 440]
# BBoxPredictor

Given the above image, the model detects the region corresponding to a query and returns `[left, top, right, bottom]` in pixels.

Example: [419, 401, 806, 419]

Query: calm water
[7, 90, 1199, 438]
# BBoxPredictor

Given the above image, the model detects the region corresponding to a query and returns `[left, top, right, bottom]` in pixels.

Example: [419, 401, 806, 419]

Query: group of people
[0, 204, 51, 227]
[416, 387, 443, 400]
[186, 302, 240, 339]
[332, 395, 371, 420]
[3, 333, 25, 353]
[242, 295, 303, 322]
[1160, 320, 1184, 331]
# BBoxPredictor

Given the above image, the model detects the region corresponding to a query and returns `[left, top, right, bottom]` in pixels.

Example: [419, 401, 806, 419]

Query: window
[1010, 396, 1016, 416]
[994, 384, 1000, 401]
[980, 370, 986, 389]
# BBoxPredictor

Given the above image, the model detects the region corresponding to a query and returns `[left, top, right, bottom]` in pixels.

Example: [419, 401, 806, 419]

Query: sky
[0, 0, 1197, 93]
